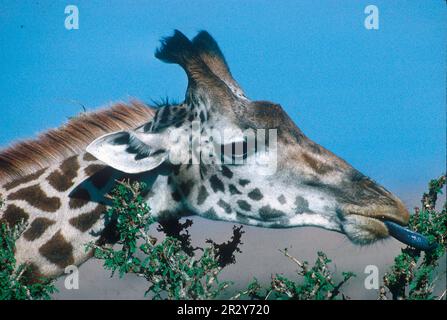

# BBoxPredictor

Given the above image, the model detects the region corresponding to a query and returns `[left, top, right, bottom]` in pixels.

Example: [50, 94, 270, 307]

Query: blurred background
[0, 0, 445, 299]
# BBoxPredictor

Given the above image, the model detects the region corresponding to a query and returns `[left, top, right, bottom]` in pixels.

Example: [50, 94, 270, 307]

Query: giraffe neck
[0, 153, 107, 278]
[0, 152, 180, 279]
[0, 102, 157, 280]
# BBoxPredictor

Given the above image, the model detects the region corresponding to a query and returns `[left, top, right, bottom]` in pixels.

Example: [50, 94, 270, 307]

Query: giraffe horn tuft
[155, 30, 195, 66]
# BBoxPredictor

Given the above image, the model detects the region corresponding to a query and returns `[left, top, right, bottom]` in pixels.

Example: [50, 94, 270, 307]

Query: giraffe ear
[86, 131, 168, 174]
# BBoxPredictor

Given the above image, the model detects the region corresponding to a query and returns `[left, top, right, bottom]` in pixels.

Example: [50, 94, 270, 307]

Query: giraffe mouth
[340, 208, 435, 251]
[354, 206, 435, 251]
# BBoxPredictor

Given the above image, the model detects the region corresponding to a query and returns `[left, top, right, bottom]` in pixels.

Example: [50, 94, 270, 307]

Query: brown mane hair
[0, 100, 155, 184]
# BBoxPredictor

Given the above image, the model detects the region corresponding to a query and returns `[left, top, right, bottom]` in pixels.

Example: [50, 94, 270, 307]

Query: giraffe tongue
[384, 221, 436, 251]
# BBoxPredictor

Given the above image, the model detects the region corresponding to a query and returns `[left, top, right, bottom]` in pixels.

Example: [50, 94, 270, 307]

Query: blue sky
[0, 1, 445, 205]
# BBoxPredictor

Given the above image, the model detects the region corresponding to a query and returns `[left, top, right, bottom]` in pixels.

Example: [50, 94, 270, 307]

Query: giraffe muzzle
[343, 203, 435, 251]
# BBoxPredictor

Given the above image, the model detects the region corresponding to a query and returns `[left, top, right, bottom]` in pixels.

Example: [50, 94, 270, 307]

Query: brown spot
[1, 205, 29, 227]
[302, 153, 333, 175]
[237, 200, 251, 211]
[221, 166, 233, 179]
[83, 153, 97, 162]
[210, 175, 225, 193]
[85, 164, 106, 176]
[259, 205, 287, 221]
[8, 184, 61, 212]
[39, 230, 74, 268]
[248, 188, 263, 201]
[203, 208, 219, 220]
[294, 196, 311, 214]
[23, 218, 56, 241]
[85, 165, 115, 189]
[278, 195, 287, 204]
[229, 184, 242, 195]
[69, 187, 91, 209]
[47, 156, 80, 191]
[3, 168, 46, 191]
[69, 204, 106, 232]
[217, 199, 232, 214]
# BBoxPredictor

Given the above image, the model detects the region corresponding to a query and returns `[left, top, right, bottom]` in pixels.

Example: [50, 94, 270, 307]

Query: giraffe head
[87, 30, 409, 245]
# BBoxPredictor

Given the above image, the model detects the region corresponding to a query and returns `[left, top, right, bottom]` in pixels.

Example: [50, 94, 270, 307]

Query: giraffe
[1, 30, 415, 281]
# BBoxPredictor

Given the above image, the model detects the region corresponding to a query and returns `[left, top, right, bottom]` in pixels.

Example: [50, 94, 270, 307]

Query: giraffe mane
[0, 100, 155, 184]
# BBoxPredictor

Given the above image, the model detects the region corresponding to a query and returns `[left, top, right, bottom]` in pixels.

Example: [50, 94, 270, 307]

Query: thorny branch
[381, 174, 446, 300]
